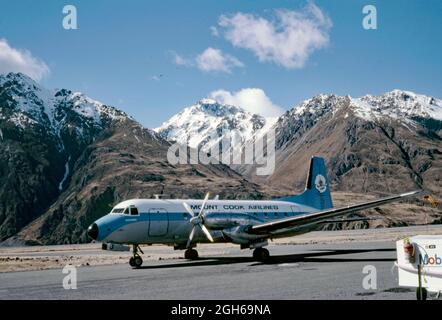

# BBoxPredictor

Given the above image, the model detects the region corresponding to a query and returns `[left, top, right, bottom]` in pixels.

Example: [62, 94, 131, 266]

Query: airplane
[87, 156, 421, 268]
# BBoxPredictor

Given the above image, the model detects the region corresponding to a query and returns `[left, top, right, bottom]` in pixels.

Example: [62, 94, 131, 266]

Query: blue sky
[0, 0, 441, 128]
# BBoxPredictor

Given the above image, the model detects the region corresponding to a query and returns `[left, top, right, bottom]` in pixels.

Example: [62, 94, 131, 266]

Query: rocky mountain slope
[0, 73, 129, 241]
[155, 98, 275, 153]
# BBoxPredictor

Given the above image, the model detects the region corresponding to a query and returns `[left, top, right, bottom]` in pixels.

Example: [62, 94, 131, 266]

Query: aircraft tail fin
[276, 156, 333, 210]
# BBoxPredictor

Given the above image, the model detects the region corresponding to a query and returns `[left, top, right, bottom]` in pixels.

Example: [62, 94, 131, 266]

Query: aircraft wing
[249, 190, 422, 235]
[318, 216, 381, 224]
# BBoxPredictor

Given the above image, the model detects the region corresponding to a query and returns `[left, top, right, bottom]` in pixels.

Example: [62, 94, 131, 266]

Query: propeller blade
[186, 226, 196, 249]
[200, 224, 214, 242]
[183, 202, 196, 217]
[185, 193, 213, 248]
[198, 192, 210, 217]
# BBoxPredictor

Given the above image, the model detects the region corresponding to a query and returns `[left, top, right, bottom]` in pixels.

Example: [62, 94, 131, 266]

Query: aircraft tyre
[184, 248, 199, 260]
[129, 257, 135, 267]
[133, 256, 143, 268]
[253, 247, 270, 261]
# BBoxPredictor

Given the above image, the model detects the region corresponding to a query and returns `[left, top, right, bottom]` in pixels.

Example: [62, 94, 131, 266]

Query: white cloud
[218, 2, 332, 69]
[196, 47, 243, 73]
[171, 48, 243, 74]
[209, 88, 283, 117]
[0, 38, 49, 81]
[170, 51, 192, 67]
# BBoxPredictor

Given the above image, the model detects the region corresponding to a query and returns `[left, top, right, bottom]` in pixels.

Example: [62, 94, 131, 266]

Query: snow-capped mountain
[353, 90, 442, 121]
[282, 90, 441, 123]
[0, 72, 129, 141]
[156, 90, 442, 156]
[155, 98, 276, 152]
[285, 90, 442, 124]
[273, 90, 442, 149]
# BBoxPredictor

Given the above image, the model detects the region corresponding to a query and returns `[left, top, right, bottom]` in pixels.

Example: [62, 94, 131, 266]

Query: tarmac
[3, 227, 442, 300]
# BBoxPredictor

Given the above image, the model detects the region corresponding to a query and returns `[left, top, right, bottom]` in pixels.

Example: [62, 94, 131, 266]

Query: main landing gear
[253, 247, 270, 261]
[184, 248, 199, 260]
[129, 244, 144, 268]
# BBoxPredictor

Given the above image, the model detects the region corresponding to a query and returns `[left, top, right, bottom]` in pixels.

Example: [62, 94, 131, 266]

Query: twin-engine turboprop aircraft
[87, 157, 420, 268]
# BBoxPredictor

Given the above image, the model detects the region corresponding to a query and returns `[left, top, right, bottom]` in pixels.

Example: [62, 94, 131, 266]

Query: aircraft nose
[87, 223, 99, 240]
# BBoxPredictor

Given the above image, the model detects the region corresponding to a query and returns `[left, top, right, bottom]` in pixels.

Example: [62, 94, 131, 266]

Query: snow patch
[9, 112, 38, 129]
[70, 92, 103, 123]
[67, 92, 129, 124]
[351, 98, 376, 121]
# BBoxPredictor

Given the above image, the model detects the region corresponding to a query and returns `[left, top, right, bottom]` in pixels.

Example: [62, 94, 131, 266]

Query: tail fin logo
[315, 174, 327, 193]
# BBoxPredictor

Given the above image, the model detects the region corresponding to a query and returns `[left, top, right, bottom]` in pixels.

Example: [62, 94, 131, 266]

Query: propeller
[183, 192, 214, 248]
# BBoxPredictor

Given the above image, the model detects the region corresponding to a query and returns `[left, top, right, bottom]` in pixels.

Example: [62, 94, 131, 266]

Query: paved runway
[0, 240, 421, 300]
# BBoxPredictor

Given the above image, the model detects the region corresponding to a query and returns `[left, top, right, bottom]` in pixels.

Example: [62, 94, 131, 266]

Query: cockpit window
[111, 206, 139, 215]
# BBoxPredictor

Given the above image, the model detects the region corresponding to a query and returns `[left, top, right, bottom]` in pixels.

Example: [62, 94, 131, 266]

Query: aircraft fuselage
[91, 198, 318, 246]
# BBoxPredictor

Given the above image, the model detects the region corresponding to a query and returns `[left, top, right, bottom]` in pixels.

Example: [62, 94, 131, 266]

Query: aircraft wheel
[253, 248, 270, 261]
[133, 256, 143, 268]
[129, 257, 135, 267]
[417, 287, 427, 300]
[184, 248, 199, 260]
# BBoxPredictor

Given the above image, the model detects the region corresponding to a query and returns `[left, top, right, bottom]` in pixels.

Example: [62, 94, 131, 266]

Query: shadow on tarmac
[136, 247, 396, 270]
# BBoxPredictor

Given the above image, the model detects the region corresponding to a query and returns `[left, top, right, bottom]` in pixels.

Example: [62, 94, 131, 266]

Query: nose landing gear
[129, 244, 144, 268]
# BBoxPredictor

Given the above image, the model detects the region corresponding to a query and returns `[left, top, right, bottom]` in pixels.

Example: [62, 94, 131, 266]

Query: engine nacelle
[204, 213, 249, 230]
[221, 225, 264, 245]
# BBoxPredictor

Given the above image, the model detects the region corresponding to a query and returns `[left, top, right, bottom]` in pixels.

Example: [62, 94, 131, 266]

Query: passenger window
[130, 207, 139, 215]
